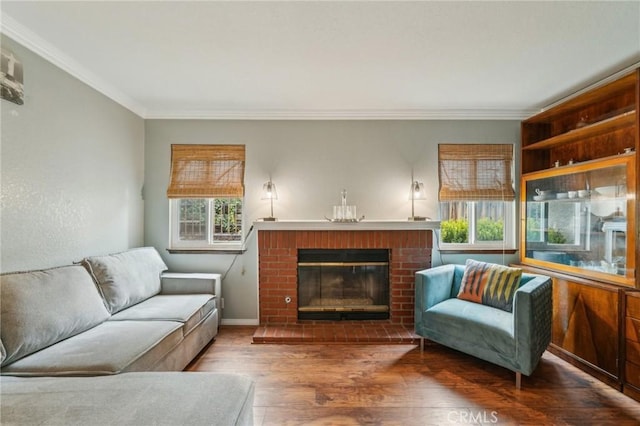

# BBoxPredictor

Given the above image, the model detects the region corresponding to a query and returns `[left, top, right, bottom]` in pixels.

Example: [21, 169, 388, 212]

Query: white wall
[144, 119, 521, 323]
[0, 36, 145, 272]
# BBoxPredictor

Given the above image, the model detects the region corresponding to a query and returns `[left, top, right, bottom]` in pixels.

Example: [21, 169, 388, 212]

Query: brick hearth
[253, 322, 419, 344]
[257, 228, 433, 329]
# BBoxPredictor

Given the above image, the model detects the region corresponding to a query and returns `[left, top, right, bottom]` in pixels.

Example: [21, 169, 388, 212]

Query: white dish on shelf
[556, 193, 568, 199]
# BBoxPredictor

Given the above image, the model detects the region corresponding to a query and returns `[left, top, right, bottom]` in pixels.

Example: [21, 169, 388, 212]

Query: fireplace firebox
[297, 249, 390, 320]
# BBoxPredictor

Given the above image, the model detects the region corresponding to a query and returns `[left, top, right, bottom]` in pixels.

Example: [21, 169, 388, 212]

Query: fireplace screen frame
[297, 249, 390, 320]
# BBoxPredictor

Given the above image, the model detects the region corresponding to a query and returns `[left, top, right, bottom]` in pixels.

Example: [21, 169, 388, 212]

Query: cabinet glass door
[521, 155, 635, 286]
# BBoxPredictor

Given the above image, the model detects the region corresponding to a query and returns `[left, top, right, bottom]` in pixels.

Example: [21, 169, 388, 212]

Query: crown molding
[541, 60, 640, 112]
[145, 108, 538, 121]
[1, 12, 147, 118]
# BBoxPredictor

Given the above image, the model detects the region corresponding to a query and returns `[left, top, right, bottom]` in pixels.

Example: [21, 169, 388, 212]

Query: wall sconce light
[261, 180, 278, 221]
[409, 180, 427, 221]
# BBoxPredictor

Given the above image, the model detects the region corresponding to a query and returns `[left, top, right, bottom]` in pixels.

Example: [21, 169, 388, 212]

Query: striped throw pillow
[457, 259, 522, 312]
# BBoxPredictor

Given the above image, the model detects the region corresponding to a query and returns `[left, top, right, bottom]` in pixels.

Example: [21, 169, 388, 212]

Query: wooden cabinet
[521, 69, 638, 175]
[519, 265, 622, 389]
[551, 276, 621, 388]
[520, 67, 639, 285]
[624, 292, 640, 400]
[519, 67, 639, 397]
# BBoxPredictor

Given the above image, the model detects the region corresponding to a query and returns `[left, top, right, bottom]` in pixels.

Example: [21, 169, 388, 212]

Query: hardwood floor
[187, 326, 640, 425]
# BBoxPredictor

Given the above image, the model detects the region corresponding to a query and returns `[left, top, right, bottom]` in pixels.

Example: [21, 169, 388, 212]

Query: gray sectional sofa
[1, 372, 255, 426]
[0, 247, 255, 425]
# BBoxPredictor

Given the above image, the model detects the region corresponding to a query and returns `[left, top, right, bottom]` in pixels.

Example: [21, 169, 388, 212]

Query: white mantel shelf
[253, 220, 440, 231]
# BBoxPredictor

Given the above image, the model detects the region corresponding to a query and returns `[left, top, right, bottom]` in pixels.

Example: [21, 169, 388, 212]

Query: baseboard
[220, 318, 259, 326]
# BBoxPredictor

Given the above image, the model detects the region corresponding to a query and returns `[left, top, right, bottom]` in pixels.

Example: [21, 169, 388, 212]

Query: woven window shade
[167, 144, 245, 198]
[438, 144, 515, 202]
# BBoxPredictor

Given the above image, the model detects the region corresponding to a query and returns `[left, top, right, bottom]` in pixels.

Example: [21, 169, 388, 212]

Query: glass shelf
[521, 155, 636, 286]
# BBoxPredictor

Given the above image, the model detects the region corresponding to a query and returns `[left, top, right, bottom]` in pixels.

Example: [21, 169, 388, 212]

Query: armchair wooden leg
[515, 372, 522, 389]
[420, 337, 424, 352]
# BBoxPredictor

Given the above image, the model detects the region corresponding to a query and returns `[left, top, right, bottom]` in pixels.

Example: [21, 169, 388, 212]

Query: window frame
[438, 200, 516, 251]
[169, 197, 244, 251]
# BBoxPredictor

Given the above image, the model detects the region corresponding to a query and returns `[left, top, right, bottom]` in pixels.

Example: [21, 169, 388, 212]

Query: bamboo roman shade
[438, 144, 515, 201]
[167, 144, 245, 198]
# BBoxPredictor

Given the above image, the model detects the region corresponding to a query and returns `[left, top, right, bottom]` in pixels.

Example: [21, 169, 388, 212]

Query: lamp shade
[261, 181, 278, 200]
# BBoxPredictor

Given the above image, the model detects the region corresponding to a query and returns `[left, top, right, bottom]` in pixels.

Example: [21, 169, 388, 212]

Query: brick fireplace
[256, 222, 435, 327]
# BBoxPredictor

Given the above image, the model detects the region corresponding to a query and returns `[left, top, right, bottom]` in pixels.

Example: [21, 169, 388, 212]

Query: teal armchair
[415, 264, 552, 388]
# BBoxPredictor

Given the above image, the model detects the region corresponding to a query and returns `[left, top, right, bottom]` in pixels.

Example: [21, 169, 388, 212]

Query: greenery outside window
[438, 144, 516, 251]
[167, 144, 245, 250]
[440, 201, 515, 249]
[170, 198, 243, 248]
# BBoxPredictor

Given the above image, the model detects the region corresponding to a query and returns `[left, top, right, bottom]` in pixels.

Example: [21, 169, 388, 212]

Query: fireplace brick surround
[257, 224, 434, 327]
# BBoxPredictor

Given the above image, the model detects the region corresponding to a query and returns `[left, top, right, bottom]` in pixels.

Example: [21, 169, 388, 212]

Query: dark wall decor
[1, 47, 24, 105]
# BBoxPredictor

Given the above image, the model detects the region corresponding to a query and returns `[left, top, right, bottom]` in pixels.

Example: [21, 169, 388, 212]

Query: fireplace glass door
[297, 249, 390, 320]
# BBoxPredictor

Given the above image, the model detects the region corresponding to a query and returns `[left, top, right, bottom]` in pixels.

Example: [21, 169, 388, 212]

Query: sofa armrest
[513, 274, 552, 375]
[415, 265, 456, 332]
[160, 273, 221, 297]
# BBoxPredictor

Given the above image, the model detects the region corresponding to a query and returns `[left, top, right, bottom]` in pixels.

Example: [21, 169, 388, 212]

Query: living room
[2, 2, 640, 425]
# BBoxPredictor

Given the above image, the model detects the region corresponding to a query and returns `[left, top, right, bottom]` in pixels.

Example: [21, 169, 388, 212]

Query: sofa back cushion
[0, 265, 110, 367]
[457, 259, 522, 312]
[82, 247, 168, 314]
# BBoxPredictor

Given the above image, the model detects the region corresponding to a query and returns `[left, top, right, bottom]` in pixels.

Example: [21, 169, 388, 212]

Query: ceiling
[1, 1, 639, 120]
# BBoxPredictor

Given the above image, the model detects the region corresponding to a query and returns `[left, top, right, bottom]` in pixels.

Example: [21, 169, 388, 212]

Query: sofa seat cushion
[82, 247, 168, 314]
[1, 372, 255, 426]
[424, 298, 515, 358]
[1, 265, 111, 367]
[1, 321, 183, 376]
[109, 295, 217, 336]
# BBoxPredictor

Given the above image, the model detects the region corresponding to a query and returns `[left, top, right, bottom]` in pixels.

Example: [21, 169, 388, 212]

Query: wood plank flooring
[186, 326, 640, 425]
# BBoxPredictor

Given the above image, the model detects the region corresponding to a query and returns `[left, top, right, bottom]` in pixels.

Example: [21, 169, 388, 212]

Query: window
[171, 198, 243, 248]
[438, 144, 516, 250]
[439, 201, 515, 248]
[167, 145, 245, 250]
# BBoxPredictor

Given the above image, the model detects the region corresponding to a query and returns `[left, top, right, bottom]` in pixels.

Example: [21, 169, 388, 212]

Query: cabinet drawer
[626, 361, 640, 388]
[628, 340, 640, 365]
[627, 317, 640, 343]
[627, 294, 640, 319]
